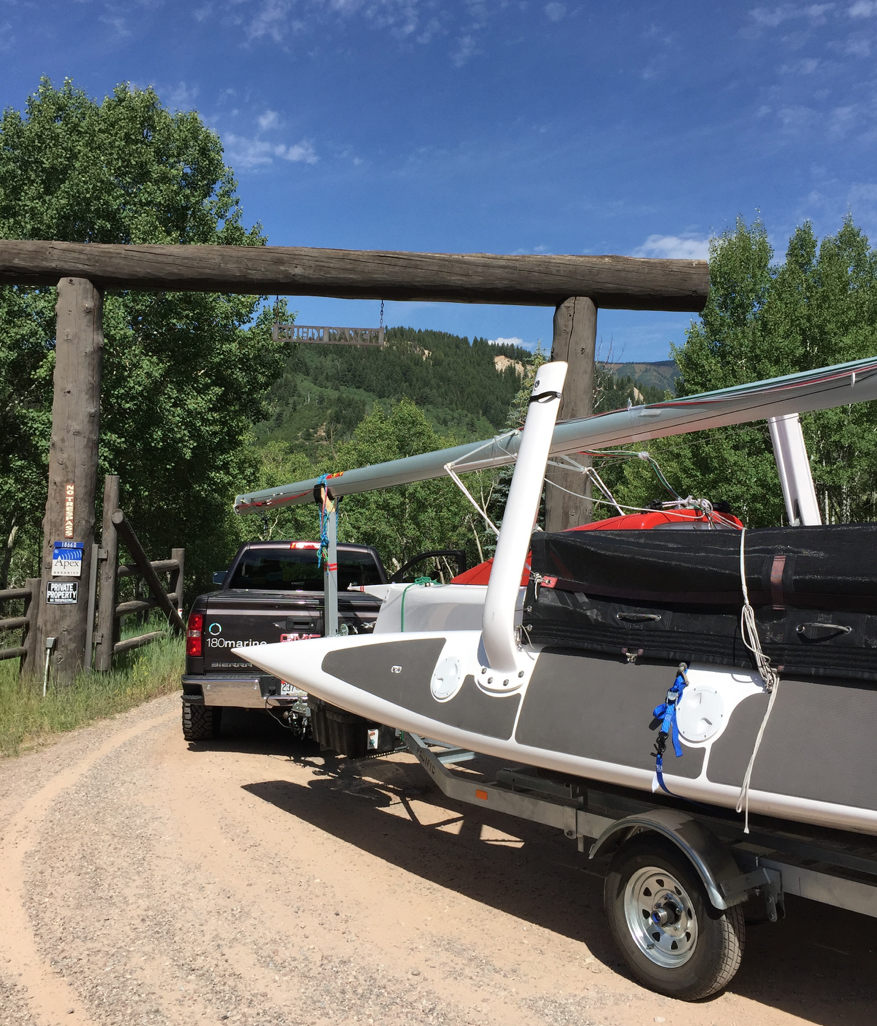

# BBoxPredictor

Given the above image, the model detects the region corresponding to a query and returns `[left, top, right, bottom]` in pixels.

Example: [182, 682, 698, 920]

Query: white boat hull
[240, 631, 877, 838]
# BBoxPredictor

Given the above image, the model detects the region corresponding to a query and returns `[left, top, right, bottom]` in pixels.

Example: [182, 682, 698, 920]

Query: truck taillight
[187, 612, 203, 657]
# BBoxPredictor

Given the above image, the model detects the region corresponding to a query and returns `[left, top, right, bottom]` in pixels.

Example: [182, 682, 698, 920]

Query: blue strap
[653, 670, 687, 758]
[655, 752, 673, 796]
[316, 473, 329, 568]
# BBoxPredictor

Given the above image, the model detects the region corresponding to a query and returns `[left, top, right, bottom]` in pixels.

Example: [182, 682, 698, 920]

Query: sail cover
[526, 525, 877, 682]
[235, 355, 877, 514]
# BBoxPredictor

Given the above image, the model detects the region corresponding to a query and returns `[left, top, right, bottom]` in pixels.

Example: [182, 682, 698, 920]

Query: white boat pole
[481, 361, 567, 680]
[767, 413, 822, 526]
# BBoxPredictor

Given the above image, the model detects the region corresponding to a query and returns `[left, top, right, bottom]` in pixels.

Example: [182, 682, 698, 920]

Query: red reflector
[186, 612, 204, 657]
[475, 789, 488, 801]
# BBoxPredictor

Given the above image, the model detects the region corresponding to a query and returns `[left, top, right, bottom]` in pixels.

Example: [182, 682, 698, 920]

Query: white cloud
[257, 110, 280, 131]
[849, 0, 877, 16]
[489, 336, 526, 346]
[224, 133, 318, 168]
[780, 56, 821, 72]
[778, 103, 816, 128]
[749, 3, 835, 27]
[0, 21, 12, 51]
[247, 0, 294, 43]
[545, 2, 566, 21]
[100, 11, 132, 37]
[168, 82, 199, 109]
[632, 235, 710, 260]
[284, 140, 318, 162]
[828, 104, 858, 136]
[451, 32, 480, 65]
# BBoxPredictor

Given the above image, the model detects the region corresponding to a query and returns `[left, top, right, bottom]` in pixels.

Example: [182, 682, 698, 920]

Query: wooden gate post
[34, 278, 104, 683]
[171, 547, 185, 620]
[94, 475, 119, 673]
[543, 296, 597, 533]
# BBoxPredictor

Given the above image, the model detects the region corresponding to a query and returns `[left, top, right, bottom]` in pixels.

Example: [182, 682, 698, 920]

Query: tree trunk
[34, 278, 103, 684]
[544, 297, 597, 532]
[0, 523, 17, 592]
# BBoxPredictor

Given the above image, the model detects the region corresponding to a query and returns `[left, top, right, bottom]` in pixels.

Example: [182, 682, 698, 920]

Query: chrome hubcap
[623, 866, 698, 967]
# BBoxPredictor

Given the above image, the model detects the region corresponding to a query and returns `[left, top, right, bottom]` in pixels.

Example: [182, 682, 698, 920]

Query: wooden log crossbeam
[115, 592, 180, 618]
[117, 559, 179, 579]
[0, 578, 40, 672]
[114, 631, 165, 656]
[0, 616, 29, 632]
[0, 241, 708, 312]
[110, 510, 185, 635]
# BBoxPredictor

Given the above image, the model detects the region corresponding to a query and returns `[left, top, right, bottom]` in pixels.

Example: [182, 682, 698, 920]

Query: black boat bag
[525, 525, 877, 682]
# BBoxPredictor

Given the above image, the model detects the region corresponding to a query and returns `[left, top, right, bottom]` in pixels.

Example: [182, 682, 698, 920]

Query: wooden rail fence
[93, 475, 185, 672]
[0, 579, 40, 671]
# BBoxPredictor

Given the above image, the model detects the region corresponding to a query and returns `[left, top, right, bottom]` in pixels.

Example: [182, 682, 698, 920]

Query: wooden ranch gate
[0, 241, 708, 681]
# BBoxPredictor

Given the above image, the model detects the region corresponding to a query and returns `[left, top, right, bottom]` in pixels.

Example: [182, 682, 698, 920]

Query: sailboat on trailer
[235, 355, 877, 838]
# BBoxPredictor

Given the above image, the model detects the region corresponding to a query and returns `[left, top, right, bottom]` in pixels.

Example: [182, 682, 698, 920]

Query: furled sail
[235, 355, 877, 514]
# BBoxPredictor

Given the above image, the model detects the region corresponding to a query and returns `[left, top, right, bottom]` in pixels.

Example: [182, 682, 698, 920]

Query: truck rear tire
[604, 835, 744, 1001]
[182, 703, 223, 742]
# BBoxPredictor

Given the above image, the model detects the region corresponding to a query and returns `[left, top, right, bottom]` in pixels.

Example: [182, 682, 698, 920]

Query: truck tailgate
[202, 592, 379, 673]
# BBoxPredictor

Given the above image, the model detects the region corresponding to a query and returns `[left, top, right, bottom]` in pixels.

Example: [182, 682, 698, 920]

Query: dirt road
[0, 695, 873, 1026]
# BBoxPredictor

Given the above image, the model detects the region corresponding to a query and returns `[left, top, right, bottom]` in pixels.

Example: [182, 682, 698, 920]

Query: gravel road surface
[0, 694, 873, 1026]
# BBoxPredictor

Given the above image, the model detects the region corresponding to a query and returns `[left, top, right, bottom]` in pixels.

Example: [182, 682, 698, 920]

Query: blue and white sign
[52, 541, 84, 578]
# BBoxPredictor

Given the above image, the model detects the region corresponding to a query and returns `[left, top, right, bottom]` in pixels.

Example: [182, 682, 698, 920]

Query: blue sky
[2, 1, 877, 359]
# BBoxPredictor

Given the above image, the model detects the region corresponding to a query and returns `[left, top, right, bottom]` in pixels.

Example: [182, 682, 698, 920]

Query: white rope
[444, 462, 500, 536]
[543, 478, 731, 523]
[442, 431, 520, 538]
[735, 527, 781, 833]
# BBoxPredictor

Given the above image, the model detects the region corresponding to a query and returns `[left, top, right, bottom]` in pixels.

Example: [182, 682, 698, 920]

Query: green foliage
[0, 79, 290, 594]
[602, 217, 877, 526]
[332, 399, 491, 570]
[236, 439, 321, 545]
[257, 327, 530, 460]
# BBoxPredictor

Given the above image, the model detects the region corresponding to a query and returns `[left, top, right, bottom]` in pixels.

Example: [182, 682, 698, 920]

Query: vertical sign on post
[63, 483, 75, 538]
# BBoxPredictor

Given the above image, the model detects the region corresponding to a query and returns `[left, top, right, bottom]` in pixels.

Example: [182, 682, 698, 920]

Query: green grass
[0, 632, 184, 758]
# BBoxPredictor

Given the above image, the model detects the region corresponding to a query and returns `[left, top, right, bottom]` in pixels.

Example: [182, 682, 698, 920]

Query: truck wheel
[604, 835, 744, 1001]
[182, 703, 223, 742]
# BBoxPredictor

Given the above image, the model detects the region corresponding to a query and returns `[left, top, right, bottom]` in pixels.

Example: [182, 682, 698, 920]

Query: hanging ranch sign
[272, 324, 385, 347]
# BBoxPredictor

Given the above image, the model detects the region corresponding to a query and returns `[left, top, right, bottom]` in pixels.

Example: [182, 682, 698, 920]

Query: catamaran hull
[241, 631, 877, 838]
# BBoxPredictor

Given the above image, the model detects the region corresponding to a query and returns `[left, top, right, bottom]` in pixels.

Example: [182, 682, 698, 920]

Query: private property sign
[46, 581, 78, 604]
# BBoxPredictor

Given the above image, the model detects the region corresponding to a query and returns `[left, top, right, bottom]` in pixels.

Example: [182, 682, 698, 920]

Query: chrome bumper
[181, 674, 304, 709]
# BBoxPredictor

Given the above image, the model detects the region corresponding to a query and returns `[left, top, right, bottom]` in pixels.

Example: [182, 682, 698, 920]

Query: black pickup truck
[181, 540, 388, 742]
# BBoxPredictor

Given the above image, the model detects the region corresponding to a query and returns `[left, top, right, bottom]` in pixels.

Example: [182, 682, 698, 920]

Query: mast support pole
[481, 361, 568, 680]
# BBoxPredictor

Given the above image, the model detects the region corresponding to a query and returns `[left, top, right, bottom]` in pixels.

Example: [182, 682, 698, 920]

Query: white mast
[481, 361, 567, 680]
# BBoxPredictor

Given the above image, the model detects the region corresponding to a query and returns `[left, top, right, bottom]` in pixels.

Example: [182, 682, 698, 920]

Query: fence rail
[93, 475, 185, 671]
[0, 579, 40, 671]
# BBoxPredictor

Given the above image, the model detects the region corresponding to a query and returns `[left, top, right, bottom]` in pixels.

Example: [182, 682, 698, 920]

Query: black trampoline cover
[525, 525, 877, 681]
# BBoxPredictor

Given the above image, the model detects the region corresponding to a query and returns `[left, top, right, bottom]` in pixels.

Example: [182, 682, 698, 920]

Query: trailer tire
[604, 835, 744, 1001]
[182, 703, 223, 742]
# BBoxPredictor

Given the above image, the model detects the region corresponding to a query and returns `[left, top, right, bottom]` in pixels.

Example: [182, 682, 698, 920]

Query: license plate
[280, 681, 305, 697]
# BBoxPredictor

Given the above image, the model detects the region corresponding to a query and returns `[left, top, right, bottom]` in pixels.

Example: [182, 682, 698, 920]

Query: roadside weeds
[0, 634, 183, 757]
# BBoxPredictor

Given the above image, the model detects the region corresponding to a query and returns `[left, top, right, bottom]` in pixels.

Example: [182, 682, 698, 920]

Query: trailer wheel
[604, 835, 744, 1001]
[182, 703, 222, 742]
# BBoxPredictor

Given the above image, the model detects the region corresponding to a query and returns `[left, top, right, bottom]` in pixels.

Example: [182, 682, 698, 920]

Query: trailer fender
[589, 809, 745, 911]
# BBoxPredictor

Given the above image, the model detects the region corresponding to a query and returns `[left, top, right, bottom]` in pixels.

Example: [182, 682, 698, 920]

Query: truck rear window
[227, 549, 383, 592]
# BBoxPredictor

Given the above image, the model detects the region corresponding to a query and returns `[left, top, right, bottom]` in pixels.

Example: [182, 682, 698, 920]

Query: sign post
[34, 278, 103, 683]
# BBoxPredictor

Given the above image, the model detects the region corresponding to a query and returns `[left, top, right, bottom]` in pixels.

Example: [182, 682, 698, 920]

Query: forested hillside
[255, 327, 533, 458]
